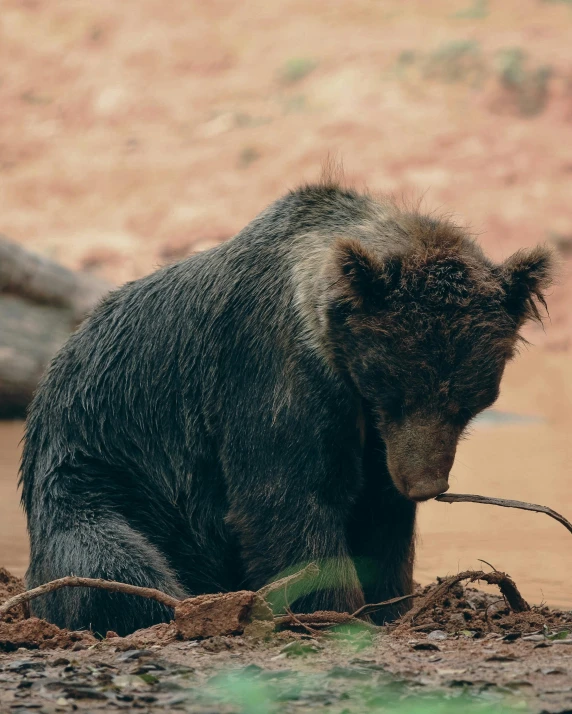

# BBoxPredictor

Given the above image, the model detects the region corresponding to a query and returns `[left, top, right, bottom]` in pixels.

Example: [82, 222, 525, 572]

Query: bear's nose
[383, 416, 457, 502]
[406, 478, 449, 502]
[402, 451, 454, 501]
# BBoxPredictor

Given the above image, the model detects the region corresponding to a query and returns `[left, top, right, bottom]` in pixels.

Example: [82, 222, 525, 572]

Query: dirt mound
[0, 569, 98, 650]
[0, 567, 25, 622]
[112, 622, 179, 649]
[1, 566, 570, 653]
[0, 617, 96, 652]
[394, 579, 572, 638]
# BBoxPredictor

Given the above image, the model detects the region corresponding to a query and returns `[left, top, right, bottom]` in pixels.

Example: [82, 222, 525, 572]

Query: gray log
[0, 236, 112, 418]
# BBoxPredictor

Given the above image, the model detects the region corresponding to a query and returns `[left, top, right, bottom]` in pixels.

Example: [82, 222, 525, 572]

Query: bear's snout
[405, 476, 450, 502]
[388, 459, 452, 502]
[383, 417, 457, 502]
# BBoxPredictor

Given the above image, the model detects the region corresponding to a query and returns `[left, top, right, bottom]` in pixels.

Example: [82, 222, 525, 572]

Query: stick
[257, 563, 319, 599]
[274, 611, 354, 627]
[0, 564, 321, 623]
[274, 611, 379, 632]
[0, 577, 181, 619]
[477, 570, 530, 612]
[352, 593, 421, 618]
[436, 493, 572, 537]
[283, 575, 320, 636]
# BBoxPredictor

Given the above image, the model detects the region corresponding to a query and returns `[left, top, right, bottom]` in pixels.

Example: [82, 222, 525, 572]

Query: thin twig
[257, 563, 320, 599]
[0, 577, 181, 619]
[436, 493, 572, 537]
[274, 611, 353, 627]
[274, 610, 379, 632]
[284, 605, 319, 636]
[395, 571, 473, 632]
[477, 571, 530, 612]
[478, 559, 499, 573]
[352, 593, 421, 619]
[283, 578, 320, 637]
[0, 564, 321, 624]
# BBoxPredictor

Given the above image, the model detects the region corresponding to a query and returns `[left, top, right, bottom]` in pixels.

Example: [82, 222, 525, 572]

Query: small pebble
[116, 649, 154, 662]
[448, 613, 466, 628]
[280, 640, 321, 657]
[51, 657, 70, 667]
[412, 642, 440, 651]
[8, 661, 45, 673]
[427, 630, 447, 641]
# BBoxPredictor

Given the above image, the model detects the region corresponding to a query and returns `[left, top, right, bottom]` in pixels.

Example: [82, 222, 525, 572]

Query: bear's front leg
[227, 489, 366, 616]
[347, 427, 417, 624]
[220, 378, 366, 616]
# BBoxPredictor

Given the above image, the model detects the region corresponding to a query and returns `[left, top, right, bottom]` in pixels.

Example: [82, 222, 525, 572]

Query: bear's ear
[499, 246, 554, 325]
[332, 238, 400, 311]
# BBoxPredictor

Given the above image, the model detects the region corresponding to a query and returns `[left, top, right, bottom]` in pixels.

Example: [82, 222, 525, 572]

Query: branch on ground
[352, 593, 420, 618]
[0, 576, 180, 619]
[274, 610, 378, 631]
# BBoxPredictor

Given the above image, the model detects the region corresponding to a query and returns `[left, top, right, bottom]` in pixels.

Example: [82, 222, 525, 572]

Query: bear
[20, 180, 553, 636]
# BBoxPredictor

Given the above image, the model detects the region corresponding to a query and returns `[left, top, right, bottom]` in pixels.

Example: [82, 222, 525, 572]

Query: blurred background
[0, 0, 571, 606]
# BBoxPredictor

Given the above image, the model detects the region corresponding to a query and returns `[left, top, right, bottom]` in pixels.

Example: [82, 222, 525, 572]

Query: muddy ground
[2, 569, 572, 714]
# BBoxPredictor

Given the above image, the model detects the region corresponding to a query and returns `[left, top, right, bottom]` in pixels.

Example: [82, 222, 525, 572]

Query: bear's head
[325, 216, 554, 502]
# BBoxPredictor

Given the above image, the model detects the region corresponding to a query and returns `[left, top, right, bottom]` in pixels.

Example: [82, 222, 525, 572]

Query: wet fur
[20, 182, 553, 635]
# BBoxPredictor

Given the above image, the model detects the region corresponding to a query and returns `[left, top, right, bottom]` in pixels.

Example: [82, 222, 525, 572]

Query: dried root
[393, 569, 530, 634]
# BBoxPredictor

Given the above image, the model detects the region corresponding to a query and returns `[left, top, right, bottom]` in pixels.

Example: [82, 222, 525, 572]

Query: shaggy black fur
[20, 183, 553, 635]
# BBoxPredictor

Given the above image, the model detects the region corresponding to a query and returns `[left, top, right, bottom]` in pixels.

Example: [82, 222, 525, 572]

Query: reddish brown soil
[2, 568, 572, 711]
[0, 568, 25, 623]
[396, 580, 572, 638]
[0, 618, 97, 652]
[0, 569, 97, 650]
